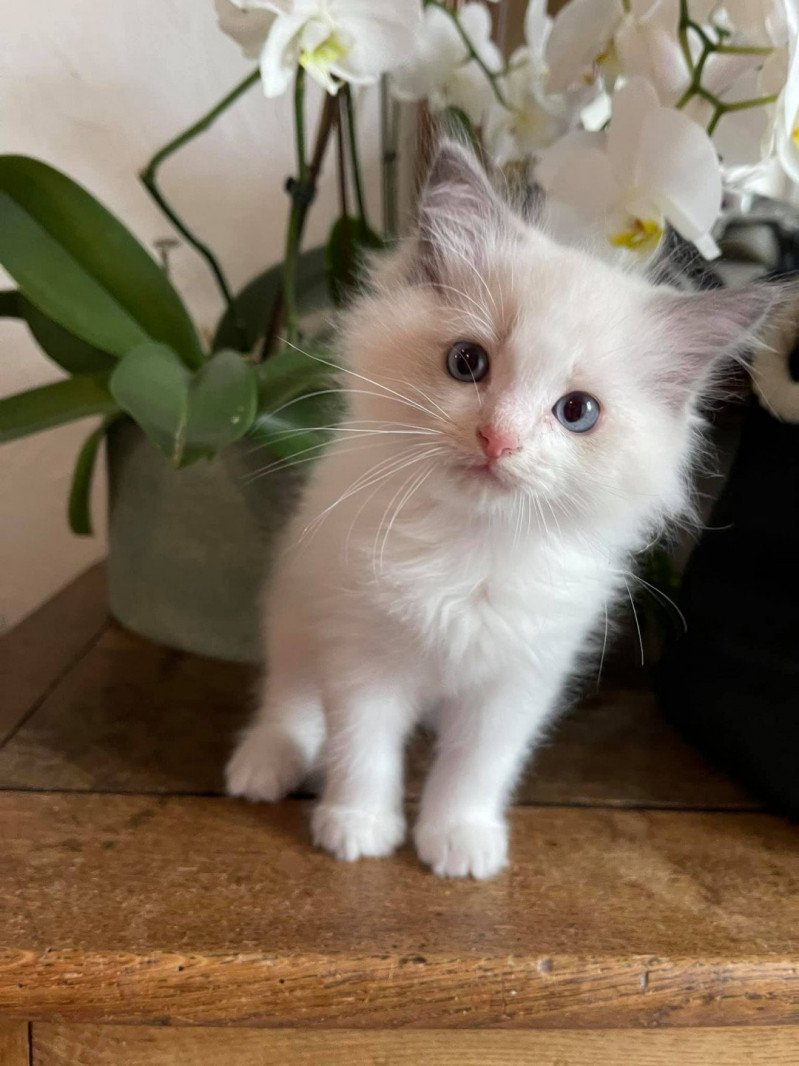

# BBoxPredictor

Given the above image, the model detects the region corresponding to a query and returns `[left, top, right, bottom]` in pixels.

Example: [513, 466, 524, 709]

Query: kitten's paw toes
[226, 725, 309, 803]
[311, 804, 405, 862]
[414, 819, 508, 879]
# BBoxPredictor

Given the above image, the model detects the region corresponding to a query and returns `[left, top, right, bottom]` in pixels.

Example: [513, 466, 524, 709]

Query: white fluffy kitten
[228, 142, 778, 879]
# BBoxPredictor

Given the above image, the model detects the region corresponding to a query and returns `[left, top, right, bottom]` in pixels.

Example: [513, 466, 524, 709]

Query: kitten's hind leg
[226, 661, 325, 803]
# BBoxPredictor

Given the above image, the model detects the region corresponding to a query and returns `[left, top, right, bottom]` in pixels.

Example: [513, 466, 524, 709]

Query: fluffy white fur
[227, 142, 779, 879]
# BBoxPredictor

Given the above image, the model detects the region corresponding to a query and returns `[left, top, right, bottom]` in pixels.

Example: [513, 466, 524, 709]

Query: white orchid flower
[536, 77, 723, 259]
[520, 0, 553, 77]
[545, 0, 693, 101]
[391, 2, 503, 126]
[675, 46, 779, 167]
[216, 0, 421, 97]
[676, 10, 791, 175]
[483, 1, 576, 165]
[724, 0, 782, 42]
[545, 0, 624, 93]
[773, 33, 799, 180]
[484, 52, 572, 164]
[614, 0, 691, 104]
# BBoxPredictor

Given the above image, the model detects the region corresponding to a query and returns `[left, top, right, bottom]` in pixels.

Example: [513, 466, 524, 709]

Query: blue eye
[446, 341, 489, 383]
[553, 392, 600, 433]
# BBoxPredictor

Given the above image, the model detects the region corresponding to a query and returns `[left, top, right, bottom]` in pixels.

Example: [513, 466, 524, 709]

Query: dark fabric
[656, 401, 799, 816]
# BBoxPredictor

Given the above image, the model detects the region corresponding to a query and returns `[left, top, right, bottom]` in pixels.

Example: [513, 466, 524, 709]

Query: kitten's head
[342, 141, 783, 542]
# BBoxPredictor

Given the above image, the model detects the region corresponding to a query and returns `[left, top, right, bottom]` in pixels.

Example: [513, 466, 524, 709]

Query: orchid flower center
[609, 217, 664, 252]
[300, 29, 348, 86]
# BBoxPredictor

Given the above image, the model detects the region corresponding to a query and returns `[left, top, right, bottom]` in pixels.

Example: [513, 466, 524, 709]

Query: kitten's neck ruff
[337, 459, 628, 587]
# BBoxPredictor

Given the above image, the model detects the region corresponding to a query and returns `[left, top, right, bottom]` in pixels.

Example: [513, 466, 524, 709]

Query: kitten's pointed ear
[648, 283, 792, 406]
[416, 141, 515, 282]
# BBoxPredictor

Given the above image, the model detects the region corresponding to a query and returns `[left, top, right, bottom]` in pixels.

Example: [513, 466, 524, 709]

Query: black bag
[656, 400, 799, 816]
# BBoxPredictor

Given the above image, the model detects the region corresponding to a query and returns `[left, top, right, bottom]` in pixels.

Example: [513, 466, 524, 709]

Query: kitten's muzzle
[476, 425, 520, 461]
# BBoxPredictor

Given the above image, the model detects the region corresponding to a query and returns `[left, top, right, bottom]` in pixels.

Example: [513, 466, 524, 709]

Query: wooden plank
[0, 1021, 29, 1065]
[2, 793, 796, 1027]
[0, 622, 753, 809]
[30, 1025, 799, 1066]
[0, 624, 253, 793]
[0, 564, 107, 746]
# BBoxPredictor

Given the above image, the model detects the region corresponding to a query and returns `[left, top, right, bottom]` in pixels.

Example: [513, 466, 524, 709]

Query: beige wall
[0, 0, 381, 630]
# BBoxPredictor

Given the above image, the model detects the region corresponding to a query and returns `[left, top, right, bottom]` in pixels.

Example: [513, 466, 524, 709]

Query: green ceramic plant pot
[106, 419, 301, 663]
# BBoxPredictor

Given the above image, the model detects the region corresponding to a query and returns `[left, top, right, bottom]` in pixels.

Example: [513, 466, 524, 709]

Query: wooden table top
[1, 564, 796, 1031]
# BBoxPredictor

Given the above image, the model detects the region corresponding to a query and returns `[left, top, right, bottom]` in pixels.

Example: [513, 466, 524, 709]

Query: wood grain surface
[0, 564, 107, 745]
[30, 1025, 799, 1066]
[0, 622, 754, 810]
[2, 792, 796, 1028]
[0, 1021, 28, 1065]
[0, 566, 794, 1042]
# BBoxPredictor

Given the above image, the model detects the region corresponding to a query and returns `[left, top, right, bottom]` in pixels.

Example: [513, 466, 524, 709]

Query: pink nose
[477, 425, 519, 460]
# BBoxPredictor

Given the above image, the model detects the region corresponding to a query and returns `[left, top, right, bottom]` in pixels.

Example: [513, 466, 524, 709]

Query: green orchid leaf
[0, 155, 204, 367]
[0, 375, 118, 444]
[182, 349, 258, 464]
[249, 395, 334, 460]
[249, 341, 342, 462]
[21, 297, 116, 375]
[0, 290, 21, 317]
[250, 342, 344, 462]
[255, 342, 338, 412]
[68, 415, 121, 536]
[212, 245, 329, 353]
[325, 216, 384, 307]
[111, 344, 259, 466]
[109, 342, 190, 464]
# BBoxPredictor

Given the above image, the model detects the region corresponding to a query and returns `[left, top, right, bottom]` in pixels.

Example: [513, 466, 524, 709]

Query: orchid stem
[279, 68, 308, 349]
[716, 43, 774, 56]
[678, 0, 694, 72]
[706, 92, 779, 135]
[380, 75, 399, 240]
[344, 86, 369, 224]
[260, 89, 338, 361]
[675, 2, 775, 137]
[426, 0, 508, 108]
[140, 68, 259, 344]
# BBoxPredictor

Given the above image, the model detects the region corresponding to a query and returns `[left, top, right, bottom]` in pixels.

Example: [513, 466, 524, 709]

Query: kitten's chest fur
[358, 513, 617, 682]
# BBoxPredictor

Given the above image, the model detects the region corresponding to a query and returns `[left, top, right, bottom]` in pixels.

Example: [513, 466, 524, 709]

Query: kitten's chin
[450, 456, 520, 495]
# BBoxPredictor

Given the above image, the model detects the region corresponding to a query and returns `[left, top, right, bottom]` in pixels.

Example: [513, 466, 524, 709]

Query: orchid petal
[781, 32, 799, 140]
[442, 61, 498, 124]
[606, 76, 660, 182]
[614, 15, 690, 104]
[724, 0, 777, 42]
[702, 49, 769, 98]
[546, 0, 624, 92]
[713, 67, 777, 167]
[536, 130, 619, 216]
[332, 12, 418, 81]
[636, 107, 722, 249]
[524, 0, 552, 62]
[390, 4, 464, 101]
[459, 2, 501, 69]
[259, 12, 305, 96]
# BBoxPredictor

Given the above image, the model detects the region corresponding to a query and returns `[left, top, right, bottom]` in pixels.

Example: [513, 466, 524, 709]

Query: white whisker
[282, 339, 449, 425]
[623, 576, 645, 667]
[300, 445, 443, 545]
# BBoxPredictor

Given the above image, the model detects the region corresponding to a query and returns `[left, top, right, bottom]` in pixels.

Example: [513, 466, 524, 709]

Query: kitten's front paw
[226, 724, 310, 803]
[311, 803, 405, 862]
[414, 819, 509, 879]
